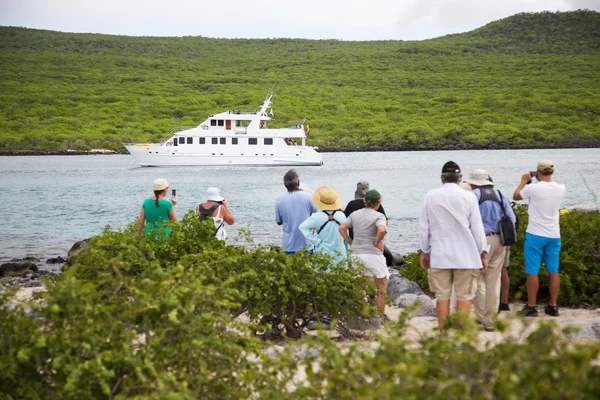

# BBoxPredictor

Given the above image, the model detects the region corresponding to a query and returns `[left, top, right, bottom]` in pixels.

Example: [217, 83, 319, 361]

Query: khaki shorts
[429, 268, 478, 301]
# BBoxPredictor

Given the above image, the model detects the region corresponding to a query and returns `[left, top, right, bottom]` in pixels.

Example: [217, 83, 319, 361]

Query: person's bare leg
[500, 268, 510, 304]
[436, 299, 450, 331]
[456, 299, 472, 326]
[375, 277, 388, 314]
[526, 274, 539, 307]
[548, 272, 560, 307]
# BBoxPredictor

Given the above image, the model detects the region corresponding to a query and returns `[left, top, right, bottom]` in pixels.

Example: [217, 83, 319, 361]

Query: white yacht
[124, 95, 323, 167]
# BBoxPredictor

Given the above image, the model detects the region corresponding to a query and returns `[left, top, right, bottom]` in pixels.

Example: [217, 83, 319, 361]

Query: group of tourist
[420, 160, 565, 331]
[137, 158, 565, 331]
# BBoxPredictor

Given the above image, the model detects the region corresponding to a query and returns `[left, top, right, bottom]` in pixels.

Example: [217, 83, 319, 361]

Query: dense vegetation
[400, 208, 600, 307]
[2, 212, 600, 398]
[0, 10, 599, 152]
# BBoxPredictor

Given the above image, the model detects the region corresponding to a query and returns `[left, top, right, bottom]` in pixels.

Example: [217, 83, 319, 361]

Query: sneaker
[498, 303, 510, 312]
[545, 305, 559, 317]
[519, 305, 538, 317]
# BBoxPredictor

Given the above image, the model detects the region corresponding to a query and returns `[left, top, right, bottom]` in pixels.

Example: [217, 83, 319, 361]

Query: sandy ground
[385, 305, 600, 345]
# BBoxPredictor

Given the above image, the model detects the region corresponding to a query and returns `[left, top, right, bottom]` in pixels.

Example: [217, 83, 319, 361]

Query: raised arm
[513, 172, 532, 201]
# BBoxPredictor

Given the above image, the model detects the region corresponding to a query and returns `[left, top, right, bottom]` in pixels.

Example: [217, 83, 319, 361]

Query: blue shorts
[524, 232, 561, 275]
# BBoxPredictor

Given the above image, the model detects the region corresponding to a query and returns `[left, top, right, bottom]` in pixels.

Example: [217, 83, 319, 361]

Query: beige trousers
[473, 234, 506, 329]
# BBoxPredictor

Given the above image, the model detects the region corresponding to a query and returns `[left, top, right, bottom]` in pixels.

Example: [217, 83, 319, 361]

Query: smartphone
[172, 189, 176, 196]
[530, 171, 538, 179]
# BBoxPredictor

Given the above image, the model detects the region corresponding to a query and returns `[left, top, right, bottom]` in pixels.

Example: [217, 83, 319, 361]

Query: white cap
[153, 178, 169, 191]
[206, 187, 224, 202]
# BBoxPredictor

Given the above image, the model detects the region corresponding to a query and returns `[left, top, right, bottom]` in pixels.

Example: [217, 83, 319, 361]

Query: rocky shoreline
[318, 142, 600, 153]
[0, 149, 122, 156]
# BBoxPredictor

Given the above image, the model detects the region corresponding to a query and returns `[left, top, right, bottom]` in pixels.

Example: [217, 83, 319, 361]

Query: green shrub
[509, 207, 600, 306]
[2, 213, 600, 398]
[260, 312, 600, 399]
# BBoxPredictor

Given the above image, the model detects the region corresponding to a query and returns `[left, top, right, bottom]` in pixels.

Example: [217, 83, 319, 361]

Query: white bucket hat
[467, 169, 494, 186]
[206, 187, 224, 202]
[153, 178, 169, 191]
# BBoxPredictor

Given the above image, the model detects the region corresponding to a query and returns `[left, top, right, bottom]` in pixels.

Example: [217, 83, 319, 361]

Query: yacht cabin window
[178, 137, 185, 145]
[212, 138, 218, 145]
[220, 138, 226, 145]
[217, 120, 224, 127]
[210, 120, 217, 127]
[187, 137, 193, 144]
[232, 138, 238, 145]
[264, 138, 273, 145]
[199, 137, 206, 144]
[249, 138, 258, 145]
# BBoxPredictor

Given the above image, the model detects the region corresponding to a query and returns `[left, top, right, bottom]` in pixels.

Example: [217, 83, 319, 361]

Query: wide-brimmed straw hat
[206, 187, 224, 202]
[313, 186, 342, 211]
[467, 169, 494, 186]
[153, 178, 169, 191]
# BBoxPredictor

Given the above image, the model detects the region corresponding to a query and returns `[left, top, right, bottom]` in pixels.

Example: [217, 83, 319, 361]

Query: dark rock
[387, 274, 423, 299]
[563, 321, 600, 340]
[22, 256, 39, 262]
[23, 280, 43, 288]
[414, 295, 436, 317]
[46, 256, 66, 264]
[65, 238, 92, 267]
[392, 252, 405, 267]
[0, 262, 39, 277]
[393, 294, 436, 317]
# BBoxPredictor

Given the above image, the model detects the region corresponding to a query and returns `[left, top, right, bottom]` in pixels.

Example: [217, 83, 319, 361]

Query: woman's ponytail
[154, 190, 162, 207]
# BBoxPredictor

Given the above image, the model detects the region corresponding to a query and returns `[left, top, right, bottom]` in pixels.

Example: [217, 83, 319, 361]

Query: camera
[172, 189, 176, 196]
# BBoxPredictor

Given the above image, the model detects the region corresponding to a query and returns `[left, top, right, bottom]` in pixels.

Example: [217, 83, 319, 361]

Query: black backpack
[497, 191, 517, 246]
[198, 203, 225, 237]
[478, 187, 516, 246]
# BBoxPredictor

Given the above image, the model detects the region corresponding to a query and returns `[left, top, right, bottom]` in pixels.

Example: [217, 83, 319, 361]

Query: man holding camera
[513, 160, 566, 317]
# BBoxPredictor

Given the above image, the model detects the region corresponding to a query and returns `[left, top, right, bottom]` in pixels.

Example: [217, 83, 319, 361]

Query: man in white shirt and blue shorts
[419, 161, 489, 330]
[513, 160, 566, 317]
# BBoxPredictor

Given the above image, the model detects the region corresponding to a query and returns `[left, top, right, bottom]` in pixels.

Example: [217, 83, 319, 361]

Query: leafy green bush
[260, 312, 600, 399]
[180, 247, 376, 339]
[508, 208, 600, 306]
[399, 207, 600, 307]
[2, 214, 600, 398]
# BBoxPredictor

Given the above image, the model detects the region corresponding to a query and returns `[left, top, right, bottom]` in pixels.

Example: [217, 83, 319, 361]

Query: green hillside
[0, 10, 599, 152]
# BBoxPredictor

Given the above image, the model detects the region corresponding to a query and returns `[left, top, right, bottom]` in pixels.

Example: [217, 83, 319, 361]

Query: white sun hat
[466, 169, 494, 186]
[206, 187, 224, 202]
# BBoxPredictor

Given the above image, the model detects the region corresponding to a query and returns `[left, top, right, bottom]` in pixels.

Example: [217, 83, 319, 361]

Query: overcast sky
[1, 0, 598, 40]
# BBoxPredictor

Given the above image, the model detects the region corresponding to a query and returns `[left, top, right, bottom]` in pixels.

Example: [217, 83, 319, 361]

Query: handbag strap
[497, 190, 508, 217]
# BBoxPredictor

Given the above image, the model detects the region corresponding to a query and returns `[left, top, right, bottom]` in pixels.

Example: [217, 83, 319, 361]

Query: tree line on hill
[0, 10, 598, 153]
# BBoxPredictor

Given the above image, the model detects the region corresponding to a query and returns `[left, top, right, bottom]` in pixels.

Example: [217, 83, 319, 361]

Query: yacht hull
[125, 145, 323, 167]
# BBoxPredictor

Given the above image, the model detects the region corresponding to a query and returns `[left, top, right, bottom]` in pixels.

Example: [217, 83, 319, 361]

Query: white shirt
[520, 181, 566, 238]
[419, 183, 488, 269]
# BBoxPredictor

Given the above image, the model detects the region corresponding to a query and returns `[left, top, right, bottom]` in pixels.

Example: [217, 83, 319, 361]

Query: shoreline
[1, 143, 600, 156]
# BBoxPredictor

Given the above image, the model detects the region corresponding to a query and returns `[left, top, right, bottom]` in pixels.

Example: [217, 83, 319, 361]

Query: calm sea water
[1, 149, 598, 266]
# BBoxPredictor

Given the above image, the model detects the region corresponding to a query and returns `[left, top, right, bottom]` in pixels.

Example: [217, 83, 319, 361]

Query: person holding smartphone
[137, 178, 177, 238]
[513, 160, 566, 317]
[196, 187, 234, 241]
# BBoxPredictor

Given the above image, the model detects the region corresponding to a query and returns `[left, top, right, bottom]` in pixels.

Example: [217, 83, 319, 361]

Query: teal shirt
[143, 198, 173, 237]
[299, 210, 348, 264]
